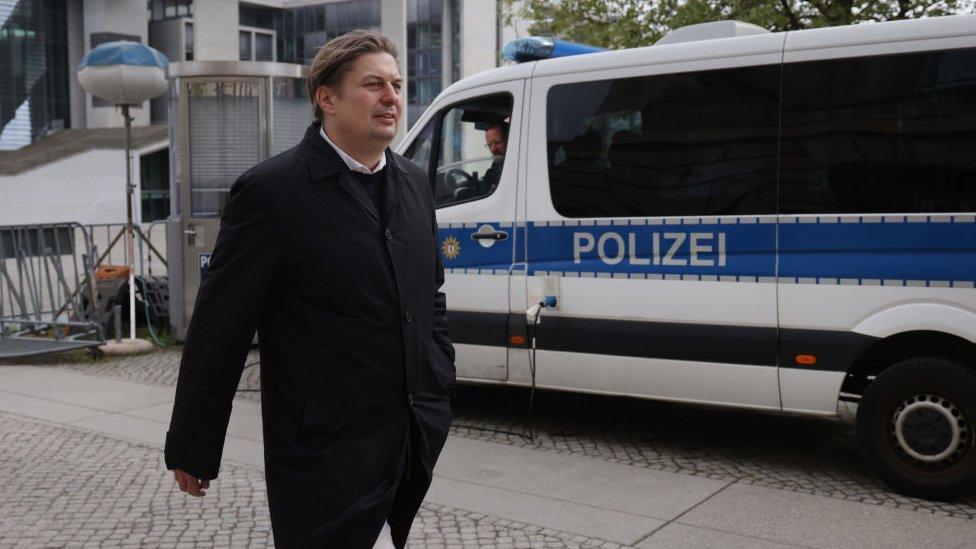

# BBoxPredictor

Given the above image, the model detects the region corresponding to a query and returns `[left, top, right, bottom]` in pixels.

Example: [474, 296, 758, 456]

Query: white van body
[396, 15, 976, 498]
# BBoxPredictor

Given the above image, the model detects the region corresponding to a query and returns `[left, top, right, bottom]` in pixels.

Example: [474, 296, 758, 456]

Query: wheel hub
[893, 394, 968, 464]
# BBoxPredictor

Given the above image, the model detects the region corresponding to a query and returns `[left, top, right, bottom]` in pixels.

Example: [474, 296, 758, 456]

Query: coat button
[384, 228, 392, 240]
[407, 394, 415, 405]
[403, 310, 413, 323]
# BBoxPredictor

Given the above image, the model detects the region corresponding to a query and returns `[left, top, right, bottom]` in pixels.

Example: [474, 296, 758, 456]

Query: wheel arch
[841, 330, 976, 396]
[840, 302, 976, 397]
[852, 302, 976, 342]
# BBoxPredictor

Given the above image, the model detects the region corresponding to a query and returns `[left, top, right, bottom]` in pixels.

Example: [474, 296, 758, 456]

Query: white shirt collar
[319, 126, 386, 174]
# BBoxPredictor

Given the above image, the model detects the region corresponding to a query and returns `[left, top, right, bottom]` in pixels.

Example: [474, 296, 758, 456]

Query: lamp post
[77, 41, 169, 342]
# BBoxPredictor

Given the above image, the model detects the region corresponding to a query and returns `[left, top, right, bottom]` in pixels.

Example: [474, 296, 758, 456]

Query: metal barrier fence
[0, 223, 103, 357]
[0, 221, 170, 358]
[88, 221, 168, 278]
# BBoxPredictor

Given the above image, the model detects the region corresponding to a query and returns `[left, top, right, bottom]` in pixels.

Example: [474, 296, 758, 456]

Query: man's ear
[316, 86, 338, 116]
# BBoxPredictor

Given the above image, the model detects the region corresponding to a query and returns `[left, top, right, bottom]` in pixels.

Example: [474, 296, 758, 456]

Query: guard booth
[167, 61, 307, 339]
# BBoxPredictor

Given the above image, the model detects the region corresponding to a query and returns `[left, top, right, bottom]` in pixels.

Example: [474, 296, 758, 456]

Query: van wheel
[857, 357, 976, 499]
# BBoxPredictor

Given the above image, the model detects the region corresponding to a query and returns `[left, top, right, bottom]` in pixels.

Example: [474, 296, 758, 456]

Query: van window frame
[779, 46, 976, 215]
[406, 92, 515, 210]
[542, 64, 782, 219]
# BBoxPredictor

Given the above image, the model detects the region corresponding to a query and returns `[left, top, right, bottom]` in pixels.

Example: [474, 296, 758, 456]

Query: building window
[407, 0, 443, 128]
[149, 0, 192, 21]
[239, 31, 252, 60]
[273, 0, 380, 65]
[184, 21, 193, 61]
[255, 33, 273, 61]
[239, 28, 275, 62]
[239, 3, 276, 30]
[141, 149, 171, 222]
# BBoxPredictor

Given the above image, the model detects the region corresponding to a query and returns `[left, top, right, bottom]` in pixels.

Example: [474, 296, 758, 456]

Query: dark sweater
[351, 168, 385, 219]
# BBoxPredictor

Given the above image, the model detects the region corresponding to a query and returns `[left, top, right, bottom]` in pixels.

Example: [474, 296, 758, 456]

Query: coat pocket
[428, 341, 457, 397]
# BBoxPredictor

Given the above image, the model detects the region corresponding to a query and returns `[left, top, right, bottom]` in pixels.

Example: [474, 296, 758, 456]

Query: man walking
[165, 30, 455, 548]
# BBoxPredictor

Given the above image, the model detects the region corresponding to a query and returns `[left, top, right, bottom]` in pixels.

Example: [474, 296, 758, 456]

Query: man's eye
[366, 82, 381, 89]
[393, 83, 402, 92]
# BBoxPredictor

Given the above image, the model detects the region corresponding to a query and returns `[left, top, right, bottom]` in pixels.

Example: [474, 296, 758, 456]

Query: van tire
[857, 357, 976, 499]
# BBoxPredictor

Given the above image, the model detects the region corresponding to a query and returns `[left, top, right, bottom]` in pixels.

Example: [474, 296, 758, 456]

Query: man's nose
[380, 84, 400, 106]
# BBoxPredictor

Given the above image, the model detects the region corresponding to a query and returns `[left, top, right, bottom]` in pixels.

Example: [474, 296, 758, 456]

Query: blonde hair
[306, 29, 399, 122]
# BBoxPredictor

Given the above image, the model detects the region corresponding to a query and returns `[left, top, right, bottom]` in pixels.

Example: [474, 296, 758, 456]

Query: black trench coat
[165, 124, 455, 548]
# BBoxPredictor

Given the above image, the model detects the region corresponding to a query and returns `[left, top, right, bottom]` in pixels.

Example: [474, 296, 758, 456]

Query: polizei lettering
[573, 231, 727, 267]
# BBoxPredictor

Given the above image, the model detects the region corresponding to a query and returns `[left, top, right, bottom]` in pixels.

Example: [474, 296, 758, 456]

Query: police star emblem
[442, 236, 460, 260]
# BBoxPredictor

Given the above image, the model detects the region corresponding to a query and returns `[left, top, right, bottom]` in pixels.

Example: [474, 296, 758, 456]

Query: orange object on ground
[95, 265, 131, 280]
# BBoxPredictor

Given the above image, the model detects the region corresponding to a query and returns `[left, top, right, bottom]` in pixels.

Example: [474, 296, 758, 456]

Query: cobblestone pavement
[450, 386, 976, 520]
[0, 412, 274, 548]
[0, 412, 620, 548]
[11, 347, 976, 523]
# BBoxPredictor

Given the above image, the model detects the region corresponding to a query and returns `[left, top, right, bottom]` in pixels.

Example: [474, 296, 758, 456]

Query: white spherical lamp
[77, 41, 169, 104]
[76, 41, 170, 343]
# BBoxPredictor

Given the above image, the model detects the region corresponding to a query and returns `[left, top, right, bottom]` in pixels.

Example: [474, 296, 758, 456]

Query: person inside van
[453, 121, 508, 201]
[480, 121, 508, 192]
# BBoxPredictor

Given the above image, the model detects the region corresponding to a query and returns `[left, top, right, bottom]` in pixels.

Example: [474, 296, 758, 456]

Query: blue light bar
[502, 36, 605, 63]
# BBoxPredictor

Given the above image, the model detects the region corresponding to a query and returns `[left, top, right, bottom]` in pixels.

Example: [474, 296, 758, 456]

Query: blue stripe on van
[436, 217, 976, 285]
[779, 218, 976, 283]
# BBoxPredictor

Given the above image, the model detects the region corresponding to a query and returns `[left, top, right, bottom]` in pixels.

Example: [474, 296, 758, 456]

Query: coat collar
[300, 123, 408, 225]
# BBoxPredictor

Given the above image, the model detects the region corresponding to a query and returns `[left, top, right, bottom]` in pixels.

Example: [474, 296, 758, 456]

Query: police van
[395, 16, 976, 499]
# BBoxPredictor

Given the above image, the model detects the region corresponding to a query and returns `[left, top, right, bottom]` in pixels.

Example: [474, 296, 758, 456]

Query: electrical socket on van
[543, 275, 560, 305]
[528, 274, 560, 311]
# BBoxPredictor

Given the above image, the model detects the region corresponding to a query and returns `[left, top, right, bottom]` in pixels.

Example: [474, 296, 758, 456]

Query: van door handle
[471, 230, 508, 241]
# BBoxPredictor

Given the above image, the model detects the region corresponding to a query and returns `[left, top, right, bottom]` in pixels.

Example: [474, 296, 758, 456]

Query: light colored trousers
[373, 520, 394, 549]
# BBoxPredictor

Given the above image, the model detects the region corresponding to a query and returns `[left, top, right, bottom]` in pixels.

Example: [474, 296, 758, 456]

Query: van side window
[546, 66, 780, 218]
[403, 117, 436, 176]
[780, 48, 976, 214]
[432, 94, 514, 208]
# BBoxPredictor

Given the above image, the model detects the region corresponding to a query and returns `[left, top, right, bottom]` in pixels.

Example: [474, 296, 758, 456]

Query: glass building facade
[0, 0, 69, 150]
[406, 0, 442, 128]
[0, 0, 466, 149]
[253, 0, 452, 128]
[450, 0, 459, 82]
[271, 0, 380, 66]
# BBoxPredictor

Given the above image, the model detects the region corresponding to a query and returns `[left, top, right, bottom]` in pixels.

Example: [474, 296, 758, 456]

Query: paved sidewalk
[2, 357, 975, 548]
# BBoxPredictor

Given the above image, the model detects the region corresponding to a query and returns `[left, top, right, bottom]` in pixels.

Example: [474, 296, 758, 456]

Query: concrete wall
[459, 0, 498, 78]
[0, 144, 166, 227]
[381, 0, 408, 144]
[82, 0, 151, 129]
[193, 0, 239, 61]
[67, 0, 87, 131]
[441, 0, 452, 89]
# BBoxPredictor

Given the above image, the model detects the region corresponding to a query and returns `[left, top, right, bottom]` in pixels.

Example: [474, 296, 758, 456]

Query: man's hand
[172, 469, 210, 497]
